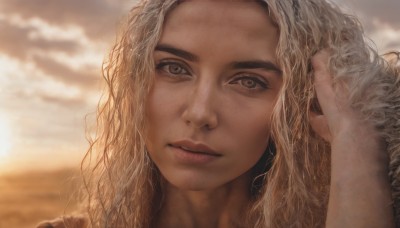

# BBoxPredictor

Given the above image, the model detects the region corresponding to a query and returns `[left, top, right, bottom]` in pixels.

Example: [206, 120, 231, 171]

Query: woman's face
[145, 1, 281, 190]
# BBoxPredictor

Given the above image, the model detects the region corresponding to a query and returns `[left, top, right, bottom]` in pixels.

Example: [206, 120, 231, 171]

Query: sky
[0, 0, 399, 174]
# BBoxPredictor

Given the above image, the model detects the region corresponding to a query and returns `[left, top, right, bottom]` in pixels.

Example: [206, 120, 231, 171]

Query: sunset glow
[0, 1, 398, 227]
[0, 115, 12, 159]
[0, 0, 398, 174]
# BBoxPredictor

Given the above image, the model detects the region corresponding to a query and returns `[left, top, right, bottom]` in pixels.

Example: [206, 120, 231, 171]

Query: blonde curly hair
[80, 0, 400, 227]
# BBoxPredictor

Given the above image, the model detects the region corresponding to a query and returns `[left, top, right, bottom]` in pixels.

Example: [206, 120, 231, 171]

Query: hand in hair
[309, 49, 395, 227]
[36, 215, 88, 228]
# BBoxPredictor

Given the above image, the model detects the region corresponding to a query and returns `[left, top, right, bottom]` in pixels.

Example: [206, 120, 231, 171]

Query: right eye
[156, 61, 190, 76]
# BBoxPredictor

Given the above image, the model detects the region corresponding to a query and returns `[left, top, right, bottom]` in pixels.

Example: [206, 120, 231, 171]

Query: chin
[162, 172, 224, 191]
[170, 178, 216, 191]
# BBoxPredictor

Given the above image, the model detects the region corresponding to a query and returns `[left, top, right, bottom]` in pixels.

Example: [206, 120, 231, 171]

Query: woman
[37, 0, 400, 227]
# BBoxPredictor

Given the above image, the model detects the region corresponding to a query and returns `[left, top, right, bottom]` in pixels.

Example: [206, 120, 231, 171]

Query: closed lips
[169, 141, 221, 156]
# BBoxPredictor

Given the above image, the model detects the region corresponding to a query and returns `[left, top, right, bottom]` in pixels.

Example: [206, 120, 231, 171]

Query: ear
[309, 110, 332, 143]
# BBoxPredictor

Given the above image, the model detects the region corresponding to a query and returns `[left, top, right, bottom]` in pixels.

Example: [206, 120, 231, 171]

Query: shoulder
[36, 215, 88, 228]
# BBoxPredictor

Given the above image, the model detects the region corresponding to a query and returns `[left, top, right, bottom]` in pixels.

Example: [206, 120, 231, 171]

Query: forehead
[159, 0, 279, 63]
[163, 1, 276, 38]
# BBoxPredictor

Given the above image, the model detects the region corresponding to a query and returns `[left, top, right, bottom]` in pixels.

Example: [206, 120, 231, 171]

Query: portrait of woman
[37, 0, 400, 227]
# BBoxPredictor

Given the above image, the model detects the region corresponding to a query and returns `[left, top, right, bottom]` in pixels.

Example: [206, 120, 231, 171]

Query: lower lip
[169, 146, 220, 164]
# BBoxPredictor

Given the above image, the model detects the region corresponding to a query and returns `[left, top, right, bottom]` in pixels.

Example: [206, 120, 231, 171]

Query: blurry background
[0, 0, 399, 227]
[0, 0, 131, 175]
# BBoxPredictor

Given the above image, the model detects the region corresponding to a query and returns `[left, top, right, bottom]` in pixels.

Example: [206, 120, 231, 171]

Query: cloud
[38, 93, 87, 108]
[0, 0, 112, 92]
[32, 54, 101, 90]
[12, 89, 88, 109]
[385, 40, 400, 51]
[0, 19, 80, 60]
[331, 0, 400, 52]
[0, 0, 126, 41]
[353, 0, 400, 29]
[334, 0, 400, 33]
[0, 18, 105, 95]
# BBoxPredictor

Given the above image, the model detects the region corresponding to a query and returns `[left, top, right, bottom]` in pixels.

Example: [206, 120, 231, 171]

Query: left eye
[230, 76, 268, 90]
[156, 62, 189, 75]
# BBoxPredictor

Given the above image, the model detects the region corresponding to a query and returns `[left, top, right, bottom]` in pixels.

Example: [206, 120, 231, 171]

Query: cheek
[226, 103, 272, 148]
[144, 85, 161, 150]
[146, 80, 184, 123]
[239, 121, 271, 162]
[144, 81, 182, 150]
[242, 124, 272, 176]
[222, 107, 273, 172]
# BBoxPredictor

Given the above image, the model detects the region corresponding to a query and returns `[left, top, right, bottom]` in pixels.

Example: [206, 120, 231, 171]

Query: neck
[155, 172, 254, 228]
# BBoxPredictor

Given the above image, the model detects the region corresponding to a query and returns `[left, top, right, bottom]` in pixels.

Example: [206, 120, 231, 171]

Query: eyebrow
[232, 61, 282, 75]
[155, 44, 282, 75]
[155, 44, 199, 62]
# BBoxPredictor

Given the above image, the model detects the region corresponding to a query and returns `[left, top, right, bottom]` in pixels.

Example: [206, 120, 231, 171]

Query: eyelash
[155, 61, 269, 91]
[156, 61, 190, 76]
[230, 75, 269, 90]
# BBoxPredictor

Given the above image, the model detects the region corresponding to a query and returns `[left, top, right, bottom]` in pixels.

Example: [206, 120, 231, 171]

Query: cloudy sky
[0, 0, 399, 174]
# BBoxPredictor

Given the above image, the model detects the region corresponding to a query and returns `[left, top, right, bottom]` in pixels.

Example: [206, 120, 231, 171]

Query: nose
[181, 83, 218, 130]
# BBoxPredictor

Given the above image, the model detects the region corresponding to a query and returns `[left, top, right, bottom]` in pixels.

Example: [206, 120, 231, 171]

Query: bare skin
[310, 50, 395, 228]
[35, 1, 395, 228]
[146, 0, 395, 227]
[146, 1, 280, 227]
[155, 171, 253, 228]
[37, 52, 395, 228]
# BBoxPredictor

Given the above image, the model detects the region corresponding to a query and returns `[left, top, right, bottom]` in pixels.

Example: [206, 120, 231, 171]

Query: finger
[311, 50, 337, 116]
[309, 110, 332, 142]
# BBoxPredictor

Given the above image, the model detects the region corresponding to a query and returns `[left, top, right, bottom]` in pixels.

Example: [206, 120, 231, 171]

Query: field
[0, 169, 81, 228]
